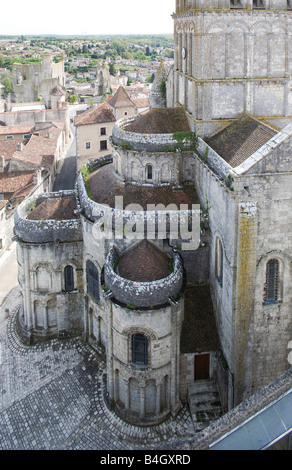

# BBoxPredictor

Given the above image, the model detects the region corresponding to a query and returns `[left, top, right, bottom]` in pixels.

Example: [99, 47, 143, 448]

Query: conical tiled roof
[117, 240, 171, 282]
[50, 85, 65, 96]
[75, 102, 115, 126]
[108, 86, 136, 109]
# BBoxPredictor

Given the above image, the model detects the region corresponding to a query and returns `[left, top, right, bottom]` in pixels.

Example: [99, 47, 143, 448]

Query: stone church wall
[171, 7, 292, 137]
[190, 153, 237, 370]
[234, 164, 292, 398]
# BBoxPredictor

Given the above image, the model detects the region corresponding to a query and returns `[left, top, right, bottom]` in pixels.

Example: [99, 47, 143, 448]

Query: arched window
[64, 265, 74, 292]
[86, 260, 99, 301]
[215, 237, 223, 287]
[265, 259, 279, 303]
[147, 165, 153, 180]
[132, 334, 148, 366]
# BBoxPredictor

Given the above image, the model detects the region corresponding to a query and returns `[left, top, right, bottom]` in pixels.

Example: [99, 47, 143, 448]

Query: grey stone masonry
[104, 247, 184, 307]
[14, 191, 82, 244]
[111, 116, 193, 152]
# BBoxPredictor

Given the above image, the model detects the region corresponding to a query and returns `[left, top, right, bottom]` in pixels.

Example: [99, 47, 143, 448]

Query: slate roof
[205, 116, 278, 168]
[88, 163, 199, 209]
[27, 196, 78, 221]
[108, 86, 136, 109]
[125, 108, 190, 134]
[117, 239, 171, 282]
[180, 284, 221, 354]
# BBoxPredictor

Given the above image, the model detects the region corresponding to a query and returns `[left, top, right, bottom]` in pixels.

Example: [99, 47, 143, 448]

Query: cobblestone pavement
[0, 288, 195, 450]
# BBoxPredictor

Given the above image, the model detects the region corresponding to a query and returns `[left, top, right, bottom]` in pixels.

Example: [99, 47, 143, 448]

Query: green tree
[1, 72, 13, 94]
[109, 63, 116, 76]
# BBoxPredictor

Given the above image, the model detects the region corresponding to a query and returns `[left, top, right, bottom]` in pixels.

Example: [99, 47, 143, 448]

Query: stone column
[107, 303, 114, 402]
[124, 378, 130, 410]
[234, 202, 258, 405]
[155, 381, 162, 415]
[178, 33, 183, 72]
[24, 248, 33, 331]
[245, 34, 254, 115]
[43, 301, 48, 330]
[139, 383, 146, 419]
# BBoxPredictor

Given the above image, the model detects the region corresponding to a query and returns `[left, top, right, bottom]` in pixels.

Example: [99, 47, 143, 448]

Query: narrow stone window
[86, 260, 99, 301]
[86, 141, 91, 149]
[64, 265, 74, 292]
[132, 334, 148, 366]
[264, 259, 279, 304]
[100, 127, 106, 136]
[147, 165, 153, 180]
[215, 237, 223, 287]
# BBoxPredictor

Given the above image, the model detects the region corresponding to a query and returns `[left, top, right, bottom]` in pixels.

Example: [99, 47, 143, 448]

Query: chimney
[17, 142, 23, 152]
[1, 156, 5, 173]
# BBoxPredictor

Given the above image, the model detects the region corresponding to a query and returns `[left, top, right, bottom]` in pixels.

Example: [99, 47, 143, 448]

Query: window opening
[132, 334, 148, 366]
[215, 237, 223, 287]
[265, 259, 279, 303]
[64, 265, 74, 292]
[147, 165, 153, 180]
[87, 260, 99, 300]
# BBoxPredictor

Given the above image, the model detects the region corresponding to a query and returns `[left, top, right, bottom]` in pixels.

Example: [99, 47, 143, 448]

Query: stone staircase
[188, 379, 223, 432]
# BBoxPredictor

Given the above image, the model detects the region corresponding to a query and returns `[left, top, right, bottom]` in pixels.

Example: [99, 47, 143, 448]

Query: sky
[0, 0, 174, 36]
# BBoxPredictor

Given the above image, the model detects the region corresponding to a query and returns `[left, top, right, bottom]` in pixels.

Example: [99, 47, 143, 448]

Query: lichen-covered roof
[88, 163, 199, 209]
[117, 240, 171, 282]
[27, 196, 78, 221]
[180, 284, 221, 354]
[125, 107, 190, 134]
[205, 116, 277, 168]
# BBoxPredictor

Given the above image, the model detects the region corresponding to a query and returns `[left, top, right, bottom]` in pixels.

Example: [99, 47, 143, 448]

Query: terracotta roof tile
[108, 86, 136, 109]
[117, 240, 171, 282]
[27, 196, 78, 221]
[75, 102, 115, 126]
[0, 171, 34, 194]
[12, 125, 62, 169]
[88, 163, 199, 209]
[125, 108, 190, 134]
[0, 125, 34, 135]
[0, 141, 22, 160]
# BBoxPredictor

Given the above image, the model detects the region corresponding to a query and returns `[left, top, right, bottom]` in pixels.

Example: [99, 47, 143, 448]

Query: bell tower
[169, 0, 292, 137]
